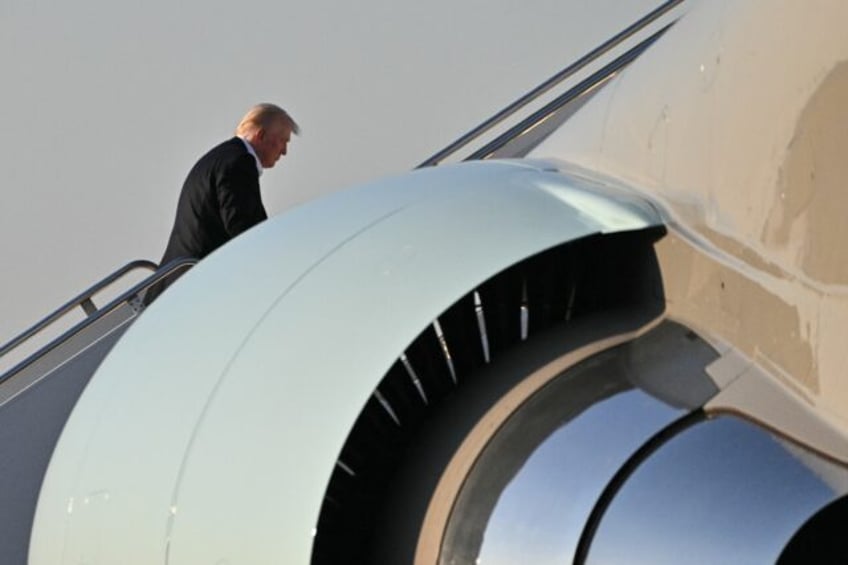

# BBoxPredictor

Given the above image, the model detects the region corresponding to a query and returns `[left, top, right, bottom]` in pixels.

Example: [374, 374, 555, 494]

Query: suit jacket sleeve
[216, 154, 268, 238]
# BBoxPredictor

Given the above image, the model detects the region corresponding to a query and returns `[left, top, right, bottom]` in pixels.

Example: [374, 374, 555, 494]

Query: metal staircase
[0, 258, 196, 399]
[418, 0, 686, 167]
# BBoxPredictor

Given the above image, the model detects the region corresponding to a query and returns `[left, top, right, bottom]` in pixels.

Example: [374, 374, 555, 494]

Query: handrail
[417, 0, 686, 168]
[0, 257, 195, 382]
[131, 257, 197, 293]
[0, 260, 157, 358]
[0, 258, 196, 384]
[466, 22, 673, 162]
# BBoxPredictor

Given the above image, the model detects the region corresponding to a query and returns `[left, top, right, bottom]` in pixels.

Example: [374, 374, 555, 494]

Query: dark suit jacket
[145, 137, 267, 304]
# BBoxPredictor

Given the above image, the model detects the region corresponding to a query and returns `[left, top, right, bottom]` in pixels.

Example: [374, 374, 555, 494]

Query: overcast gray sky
[0, 0, 659, 347]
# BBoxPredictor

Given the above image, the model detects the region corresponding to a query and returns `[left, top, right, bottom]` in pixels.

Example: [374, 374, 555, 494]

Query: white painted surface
[30, 160, 660, 564]
[531, 0, 848, 426]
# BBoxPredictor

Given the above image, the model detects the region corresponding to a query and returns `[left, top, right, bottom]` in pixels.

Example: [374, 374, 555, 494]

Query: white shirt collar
[238, 136, 264, 177]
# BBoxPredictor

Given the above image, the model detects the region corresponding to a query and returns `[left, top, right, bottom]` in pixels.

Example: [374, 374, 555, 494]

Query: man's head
[236, 103, 300, 168]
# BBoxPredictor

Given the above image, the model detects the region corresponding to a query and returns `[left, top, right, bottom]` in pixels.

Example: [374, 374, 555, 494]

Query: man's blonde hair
[235, 103, 300, 137]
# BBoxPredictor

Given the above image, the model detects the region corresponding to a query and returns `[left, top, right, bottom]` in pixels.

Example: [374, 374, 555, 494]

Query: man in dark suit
[144, 103, 299, 304]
